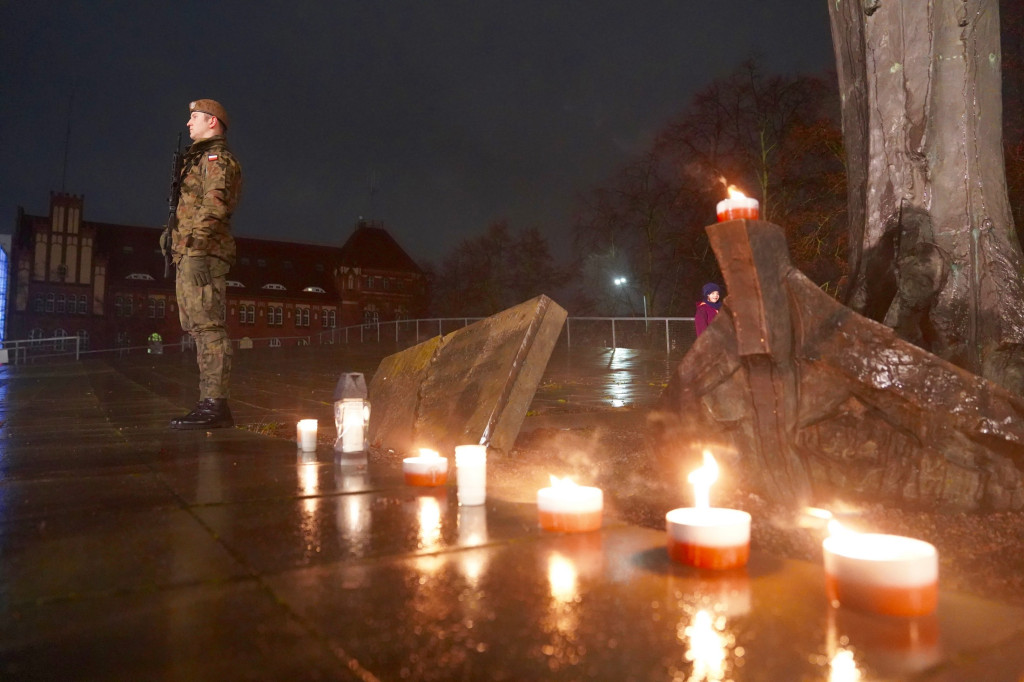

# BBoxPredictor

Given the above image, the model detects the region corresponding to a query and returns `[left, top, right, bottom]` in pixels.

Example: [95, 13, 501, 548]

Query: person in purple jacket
[695, 282, 722, 337]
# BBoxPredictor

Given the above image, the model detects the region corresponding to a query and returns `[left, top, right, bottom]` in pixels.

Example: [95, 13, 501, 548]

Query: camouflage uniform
[173, 135, 242, 400]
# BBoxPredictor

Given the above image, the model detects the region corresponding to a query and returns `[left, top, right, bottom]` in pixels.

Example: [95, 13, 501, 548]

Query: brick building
[6, 193, 427, 351]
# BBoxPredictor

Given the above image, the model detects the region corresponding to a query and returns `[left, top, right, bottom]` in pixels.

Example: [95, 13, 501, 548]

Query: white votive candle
[537, 477, 603, 532]
[297, 419, 318, 452]
[402, 448, 449, 487]
[666, 507, 752, 570]
[823, 533, 938, 617]
[455, 444, 487, 506]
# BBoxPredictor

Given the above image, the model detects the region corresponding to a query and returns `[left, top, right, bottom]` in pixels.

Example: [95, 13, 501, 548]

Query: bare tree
[830, 0, 1024, 393]
[573, 149, 691, 315]
[430, 221, 565, 317]
[658, 63, 848, 293]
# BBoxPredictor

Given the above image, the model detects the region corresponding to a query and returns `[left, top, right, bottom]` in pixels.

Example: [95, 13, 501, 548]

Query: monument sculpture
[652, 219, 1024, 511]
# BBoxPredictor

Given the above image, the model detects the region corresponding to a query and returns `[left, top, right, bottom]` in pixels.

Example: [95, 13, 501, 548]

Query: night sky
[1, 1, 835, 265]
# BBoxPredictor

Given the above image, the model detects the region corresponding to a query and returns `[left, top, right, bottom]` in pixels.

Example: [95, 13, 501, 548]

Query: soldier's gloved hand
[159, 227, 172, 257]
[183, 255, 212, 287]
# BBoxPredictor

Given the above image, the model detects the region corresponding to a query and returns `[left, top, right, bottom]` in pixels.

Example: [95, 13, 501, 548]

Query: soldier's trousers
[176, 258, 232, 400]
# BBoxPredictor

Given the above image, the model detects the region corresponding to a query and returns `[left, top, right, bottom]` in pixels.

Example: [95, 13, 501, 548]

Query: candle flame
[418, 448, 441, 459]
[726, 185, 748, 200]
[549, 475, 579, 488]
[687, 450, 719, 509]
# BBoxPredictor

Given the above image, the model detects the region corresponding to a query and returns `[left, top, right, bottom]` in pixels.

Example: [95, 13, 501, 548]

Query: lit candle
[666, 450, 751, 570]
[823, 521, 938, 617]
[297, 419, 318, 453]
[537, 476, 603, 533]
[716, 186, 760, 222]
[455, 444, 487, 506]
[402, 448, 450, 487]
[335, 398, 370, 454]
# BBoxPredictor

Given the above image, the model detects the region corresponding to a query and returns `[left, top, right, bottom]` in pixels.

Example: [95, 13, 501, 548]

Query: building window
[246, 304, 255, 324]
[34, 295, 44, 312]
[348, 275, 355, 290]
[156, 299, 166, 318]
[77, 329, 90, 350]
[365, 276, 374, 290]
[363, 307, 379, 325]
[77, 295, 88, 314]
[238, 304, 256, 325]
[296, 307, 310, 327]
[125, 296, 134, 316]
[383, 278, 391, 291]
[322, 309, 336, 328]
[56, 294, 66, 313]
[269, 337, 281, 347]
[268, 305, 283, 326]
[147, 298, 157, 318]
[46, 293, 55, 312]
[53, 328, 68, 351]
[115, 296, 123, 317]
[116, 331, 130, 348]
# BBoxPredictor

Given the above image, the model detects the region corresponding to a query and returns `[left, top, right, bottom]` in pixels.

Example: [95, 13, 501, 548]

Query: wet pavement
[2, 346, 1024, 680]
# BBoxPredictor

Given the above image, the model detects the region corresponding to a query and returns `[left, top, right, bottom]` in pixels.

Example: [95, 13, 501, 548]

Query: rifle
[162, 133, 184, 278]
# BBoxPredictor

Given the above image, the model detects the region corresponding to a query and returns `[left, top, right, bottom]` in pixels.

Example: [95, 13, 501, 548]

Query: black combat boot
[169, 398, 235, 430]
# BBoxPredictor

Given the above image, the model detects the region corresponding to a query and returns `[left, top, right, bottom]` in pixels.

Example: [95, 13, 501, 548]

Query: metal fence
[0, 316, 697, 365]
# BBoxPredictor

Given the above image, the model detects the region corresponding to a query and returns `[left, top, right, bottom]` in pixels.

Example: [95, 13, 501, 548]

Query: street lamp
[613, 276, 648, 326]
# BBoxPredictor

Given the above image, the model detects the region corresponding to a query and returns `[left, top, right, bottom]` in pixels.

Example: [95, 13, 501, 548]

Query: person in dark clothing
[695, 282, 722, 337]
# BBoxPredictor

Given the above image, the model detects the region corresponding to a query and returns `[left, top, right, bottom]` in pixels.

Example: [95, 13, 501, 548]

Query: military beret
[189, 99, 230, 129]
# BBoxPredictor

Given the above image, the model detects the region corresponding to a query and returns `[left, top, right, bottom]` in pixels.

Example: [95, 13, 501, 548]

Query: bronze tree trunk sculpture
[829, 0, 1024, 393]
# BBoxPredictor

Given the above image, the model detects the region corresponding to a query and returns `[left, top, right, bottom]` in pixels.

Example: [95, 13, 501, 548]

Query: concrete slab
[369, 295, 567, 455]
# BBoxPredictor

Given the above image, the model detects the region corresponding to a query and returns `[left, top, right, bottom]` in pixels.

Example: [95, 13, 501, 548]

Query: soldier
[162, 99, 242, 429]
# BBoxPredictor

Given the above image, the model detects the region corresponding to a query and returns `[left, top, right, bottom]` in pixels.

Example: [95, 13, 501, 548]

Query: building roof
[338, 220, 424, 273]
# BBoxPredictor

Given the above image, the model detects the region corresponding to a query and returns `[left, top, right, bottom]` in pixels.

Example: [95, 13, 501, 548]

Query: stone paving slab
[1, 354, 1024, 680]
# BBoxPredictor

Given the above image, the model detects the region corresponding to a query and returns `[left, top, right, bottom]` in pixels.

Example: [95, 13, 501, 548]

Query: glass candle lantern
[333, 372, 370, 454]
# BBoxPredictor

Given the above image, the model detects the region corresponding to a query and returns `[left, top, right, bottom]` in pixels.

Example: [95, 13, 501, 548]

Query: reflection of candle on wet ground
[458, 505, 488, 546]
[827, 604, 940, 677]
[823, 521, 938, 617]
[681, 610, 731, 680]
[547, 553, 579, 603]
[416, 496, 443, 551]
[403, 448, 449, 486]
[666, 451, 751, 569]
[537, 476, 603, 532]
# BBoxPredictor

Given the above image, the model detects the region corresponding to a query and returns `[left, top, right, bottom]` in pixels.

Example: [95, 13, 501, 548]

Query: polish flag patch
[207, 154, 219, 161]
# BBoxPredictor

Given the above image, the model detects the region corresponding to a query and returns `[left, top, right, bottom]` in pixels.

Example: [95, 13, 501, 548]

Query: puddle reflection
[669, 574, 750, 682]
[543, 552, 582, 665]
[458, 505, 488, 547]
[296, 454, 322, 558]
[548, 553, 579, 604]
[680, 610, 732, 682]
[416, 496, 444, 552]
[828, 648, 861, 682]
[824, 605, 940, 678]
